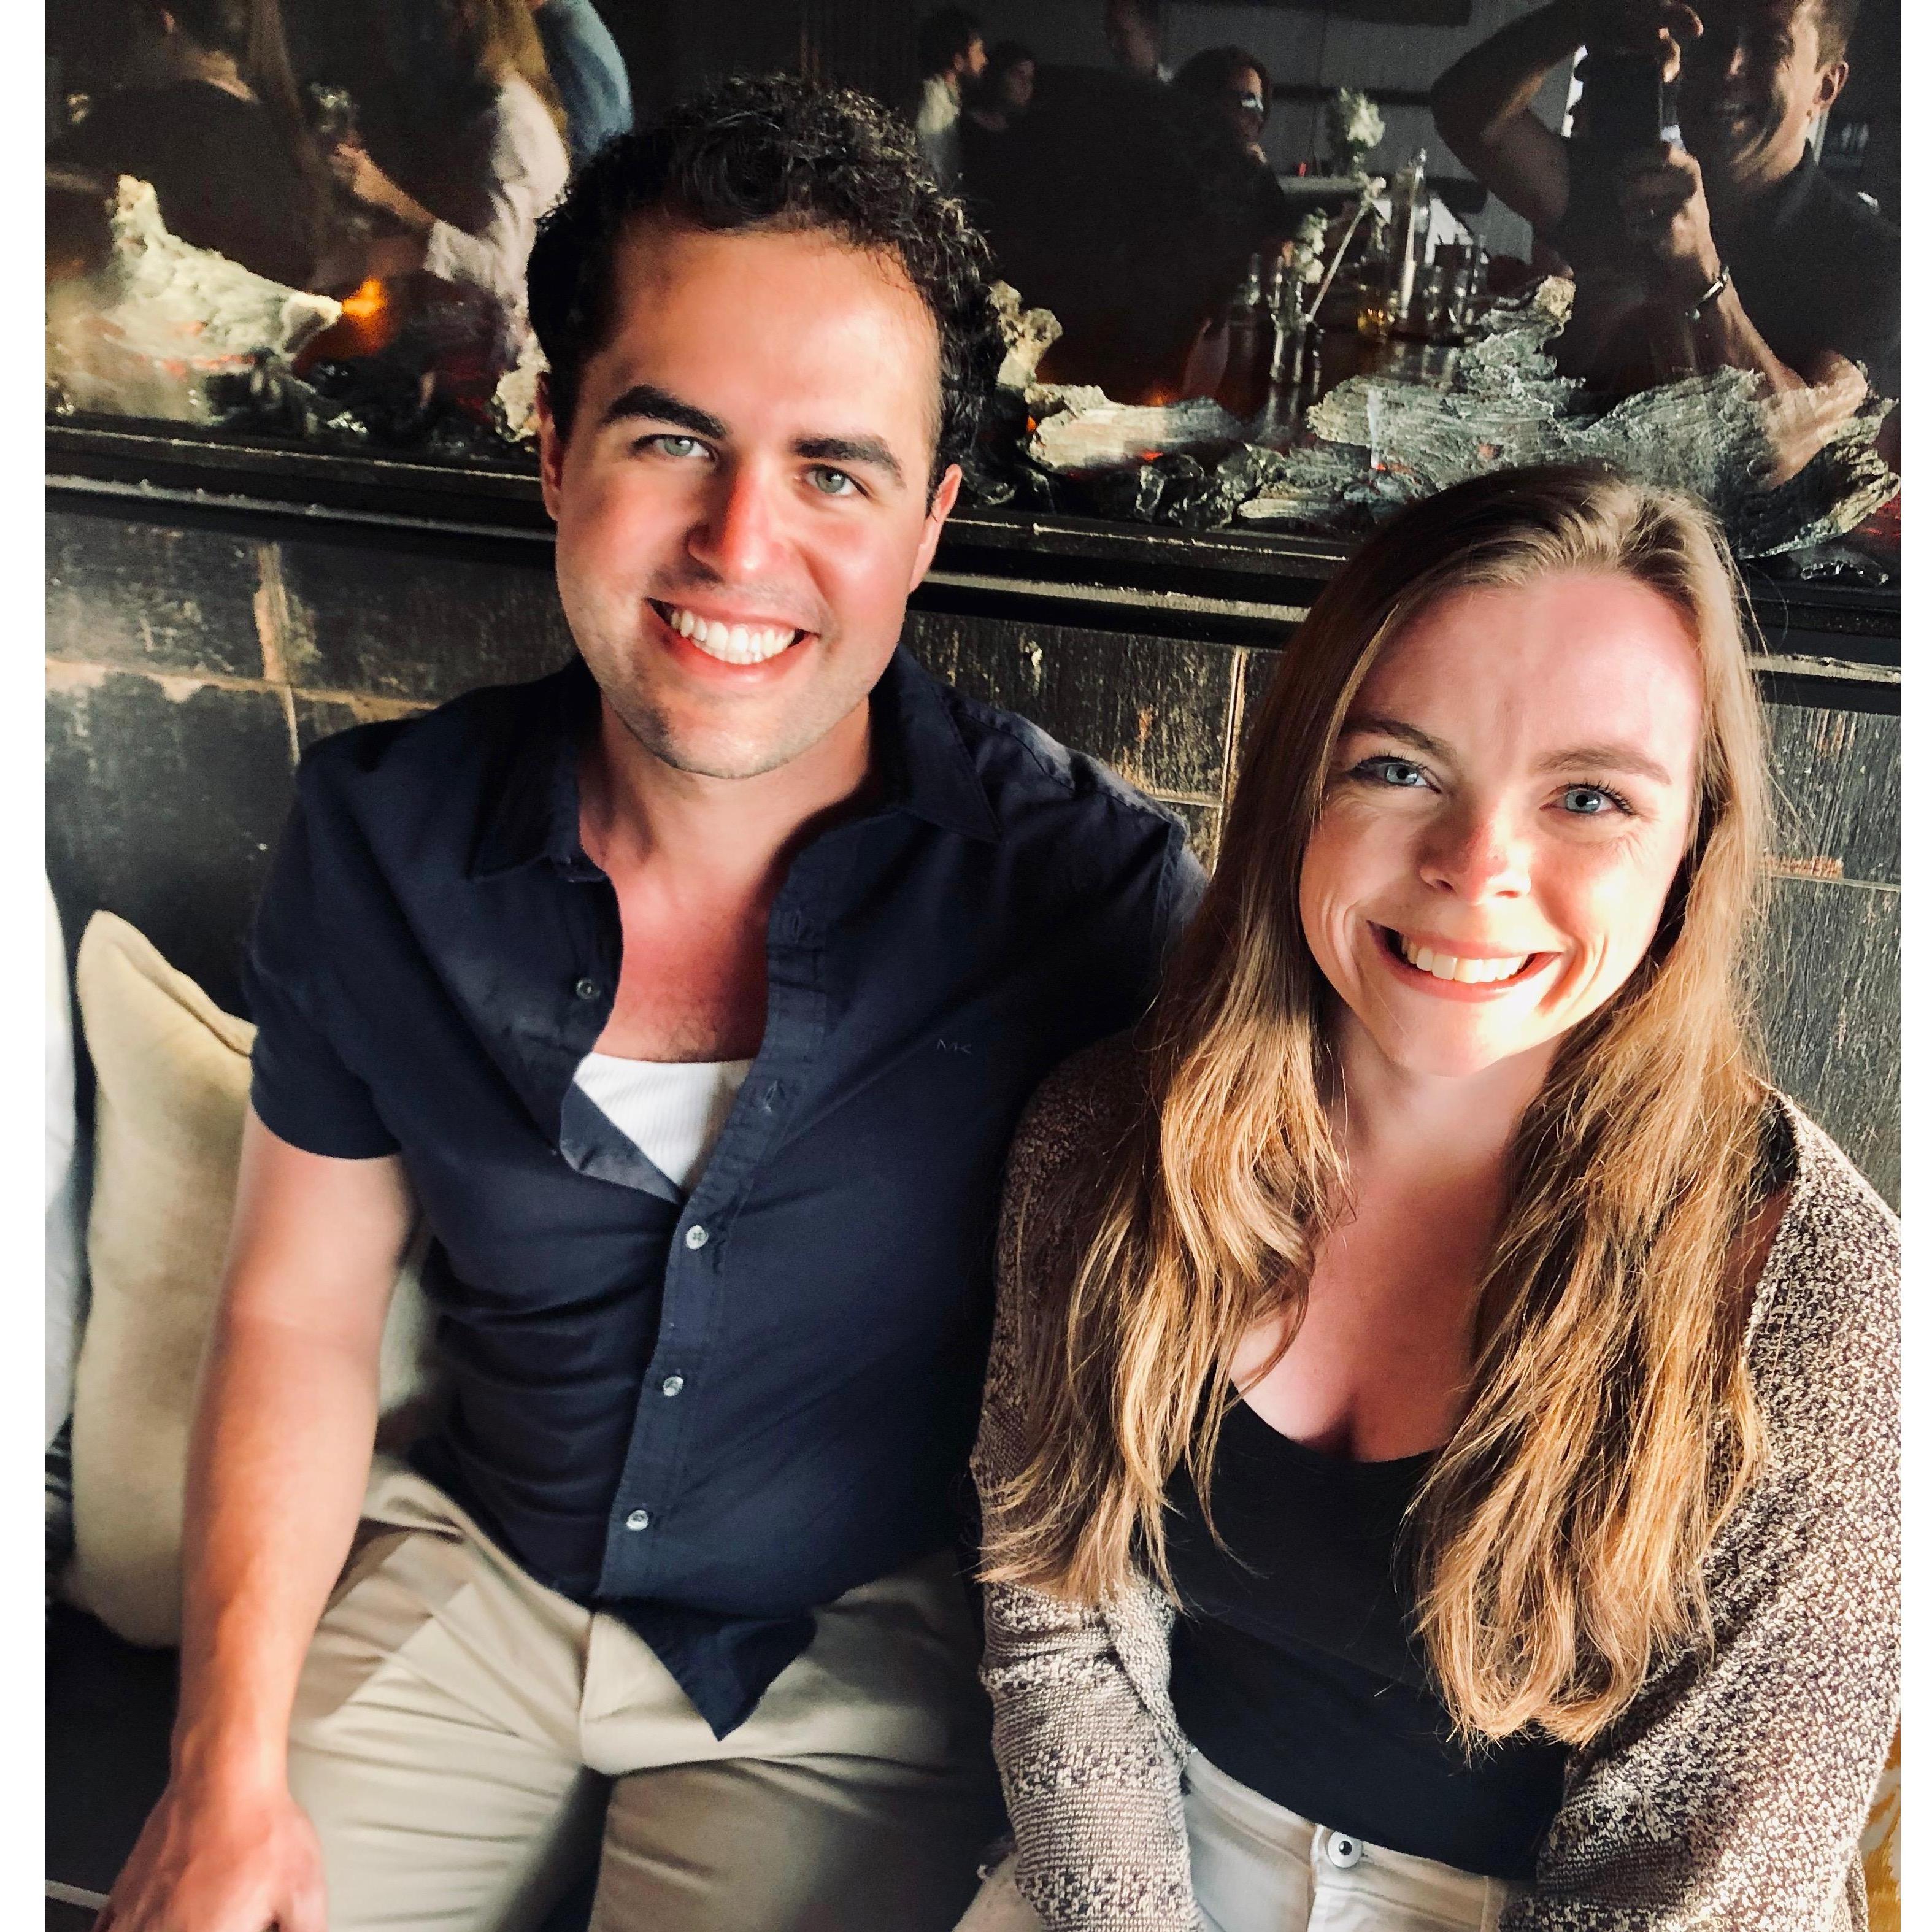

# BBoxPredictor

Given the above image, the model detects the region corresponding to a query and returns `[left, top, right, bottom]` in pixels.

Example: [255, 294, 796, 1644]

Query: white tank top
[571, 1052, 753, 1192]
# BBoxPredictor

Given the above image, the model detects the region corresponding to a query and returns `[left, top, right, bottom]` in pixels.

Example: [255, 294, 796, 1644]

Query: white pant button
[1325, 1833, 1363, 1869]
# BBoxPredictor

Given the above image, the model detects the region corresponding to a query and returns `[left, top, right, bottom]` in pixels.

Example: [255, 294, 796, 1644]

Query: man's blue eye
[650, 435, 705, 458]
[807, 466, 858, 496]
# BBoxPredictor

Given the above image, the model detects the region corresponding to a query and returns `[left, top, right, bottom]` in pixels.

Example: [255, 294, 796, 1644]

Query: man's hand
[1580, 0, 1702, 77]
[1615, 142, 1723, 301]
[326, 143, 436, 234]
[95, 1774, 326, 1932]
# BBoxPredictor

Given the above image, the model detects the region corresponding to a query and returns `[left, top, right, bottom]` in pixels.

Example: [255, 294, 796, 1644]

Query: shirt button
[684, 1224, 709, 1250]
[1325, 1833, 1363, 1869]
[660, 1375, 685, 1397]
[625, 1508, 651, 1531]
[574, 977, 600, 1001]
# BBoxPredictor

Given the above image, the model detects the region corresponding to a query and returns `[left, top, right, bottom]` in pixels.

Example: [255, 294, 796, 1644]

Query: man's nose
[1420, 804, 1531, 902]
[687, 461, 785, 582]
[1692, 28, 1749, 81]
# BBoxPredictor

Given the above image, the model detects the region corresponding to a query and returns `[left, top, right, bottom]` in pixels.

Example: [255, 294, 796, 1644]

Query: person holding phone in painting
[1431, 0, 1897, 410]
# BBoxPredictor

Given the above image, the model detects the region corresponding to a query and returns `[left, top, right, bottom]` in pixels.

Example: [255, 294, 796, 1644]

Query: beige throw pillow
[69, 911, 434, 1647]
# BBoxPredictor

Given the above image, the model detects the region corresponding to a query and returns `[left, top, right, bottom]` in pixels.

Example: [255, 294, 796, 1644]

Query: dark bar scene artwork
[44, 6, 1899, 1932]
[46, 0, 1898, 575]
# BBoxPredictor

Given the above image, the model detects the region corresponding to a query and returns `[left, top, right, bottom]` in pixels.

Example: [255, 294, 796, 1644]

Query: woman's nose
[1420, 807, 1531, 902]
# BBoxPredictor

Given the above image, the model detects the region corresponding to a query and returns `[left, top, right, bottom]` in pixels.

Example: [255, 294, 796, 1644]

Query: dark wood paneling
[1757, 878, 1899, 1205]
[47, 509, 265, 680]
[275, 530, 575, 706]
[904, 611, 1238, 803]
[1763, 703, 1899, 887]
[47, 668, 293, 1015]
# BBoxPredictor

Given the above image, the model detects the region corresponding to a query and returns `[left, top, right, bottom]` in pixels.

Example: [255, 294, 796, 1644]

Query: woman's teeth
[1395, 934, 1530, 984]
[661, 604, 799, 664]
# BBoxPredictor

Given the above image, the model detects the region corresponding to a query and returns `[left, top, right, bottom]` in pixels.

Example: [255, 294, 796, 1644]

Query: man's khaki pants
[287, 1457, 1005, 1932]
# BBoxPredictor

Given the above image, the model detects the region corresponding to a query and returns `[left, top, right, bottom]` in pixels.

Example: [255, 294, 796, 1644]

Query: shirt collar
[469, 646, 998, 881]
[1742, 148, 1822, 241]
[469, 655, 602, 881]
[870, 647, 1001, 843]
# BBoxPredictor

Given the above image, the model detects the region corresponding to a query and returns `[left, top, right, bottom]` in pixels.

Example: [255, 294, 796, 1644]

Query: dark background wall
[46, 495, 1899, 1203]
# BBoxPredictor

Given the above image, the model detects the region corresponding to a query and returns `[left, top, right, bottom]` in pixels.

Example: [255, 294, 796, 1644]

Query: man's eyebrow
[598, 383, 728, 439]
[1535, 742, 1676, 785]
[794, 434, 906, 489]
[1338, 714, 1456, 763]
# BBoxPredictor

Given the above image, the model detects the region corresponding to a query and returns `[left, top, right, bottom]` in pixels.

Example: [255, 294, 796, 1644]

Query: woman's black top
[1165, 1398, 1569, 1880]
[58, 83, 317, 289]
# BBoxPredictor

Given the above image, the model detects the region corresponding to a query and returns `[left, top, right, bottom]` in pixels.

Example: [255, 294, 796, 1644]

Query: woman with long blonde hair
[959, 464, 1898, 1931]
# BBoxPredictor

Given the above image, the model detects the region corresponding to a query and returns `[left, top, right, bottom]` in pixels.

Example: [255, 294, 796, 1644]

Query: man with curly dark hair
[99, 72, 1203, 1932]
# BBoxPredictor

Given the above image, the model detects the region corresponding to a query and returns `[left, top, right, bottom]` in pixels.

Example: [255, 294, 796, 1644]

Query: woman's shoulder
[489, 73, 570, 172]
[1006, 1032, 1148, 1191]
[1746, 1091, 1899, 1401]
[996, 1034, 1149, 1287]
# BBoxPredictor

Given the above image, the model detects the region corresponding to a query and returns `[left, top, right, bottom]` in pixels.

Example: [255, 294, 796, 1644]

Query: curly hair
[526, 73, 1004, 493]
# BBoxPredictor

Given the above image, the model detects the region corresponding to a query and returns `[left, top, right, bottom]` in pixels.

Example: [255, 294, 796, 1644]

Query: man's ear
[1813, 57, 1850, 116]
[909, 462, 964, 590]
[536, 374, 566, 521]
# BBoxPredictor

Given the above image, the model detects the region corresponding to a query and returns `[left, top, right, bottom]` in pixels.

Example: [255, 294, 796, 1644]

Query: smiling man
[1432, 0, 1898, 402]
[98, 77, 1203, 1932]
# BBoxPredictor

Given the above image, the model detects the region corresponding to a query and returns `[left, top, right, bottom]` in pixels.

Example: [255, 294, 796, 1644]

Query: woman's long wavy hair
[983, 464, 1775, 1747]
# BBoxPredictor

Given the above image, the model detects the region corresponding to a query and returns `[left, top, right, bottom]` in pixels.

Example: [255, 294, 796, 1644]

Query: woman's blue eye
[1359, 756, 1429, 788]
[1561, 784, 1625, 816]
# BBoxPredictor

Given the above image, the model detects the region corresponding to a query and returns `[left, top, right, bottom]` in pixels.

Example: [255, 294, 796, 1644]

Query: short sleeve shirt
[245, 649, 1203, 1733]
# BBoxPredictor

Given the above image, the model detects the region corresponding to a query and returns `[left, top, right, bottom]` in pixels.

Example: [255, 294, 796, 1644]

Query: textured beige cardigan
[973, 1040, 1900, 1932]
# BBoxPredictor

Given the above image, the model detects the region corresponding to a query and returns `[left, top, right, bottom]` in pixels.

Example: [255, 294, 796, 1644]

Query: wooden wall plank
[47, 668, 293, 1014]
[904, 610, 1239, 802]
[1763, 702, 1899, 887]
[1758, 878, 1899, 1204]
[274, 529, 574, 705]
[48, 508, 265, 682]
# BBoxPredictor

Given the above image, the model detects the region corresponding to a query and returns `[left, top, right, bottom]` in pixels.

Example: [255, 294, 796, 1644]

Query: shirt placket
[592, 828, 860, 1603]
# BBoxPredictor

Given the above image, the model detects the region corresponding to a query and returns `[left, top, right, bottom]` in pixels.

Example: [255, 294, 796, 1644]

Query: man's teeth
[1396, 935, 1530, 984]
[663, 605, 798, 664]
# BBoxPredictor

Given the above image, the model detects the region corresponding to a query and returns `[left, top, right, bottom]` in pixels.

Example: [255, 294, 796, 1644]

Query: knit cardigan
[973, 1039, 1900, 1932]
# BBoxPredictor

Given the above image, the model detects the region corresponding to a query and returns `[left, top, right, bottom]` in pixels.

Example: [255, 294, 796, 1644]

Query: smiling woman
[962, 463, 1899, 1932]
[1299, 568, 1707, 1085]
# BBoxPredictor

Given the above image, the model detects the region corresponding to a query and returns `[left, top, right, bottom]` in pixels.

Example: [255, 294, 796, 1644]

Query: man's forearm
[171, 1310, 383, 1790]
[1689, 286, 1811, 394]
[1434, 0, 1587, 147]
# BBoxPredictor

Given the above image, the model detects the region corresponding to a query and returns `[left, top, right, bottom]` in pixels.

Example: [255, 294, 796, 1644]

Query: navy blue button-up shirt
[244, 648, 1202, 1733]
